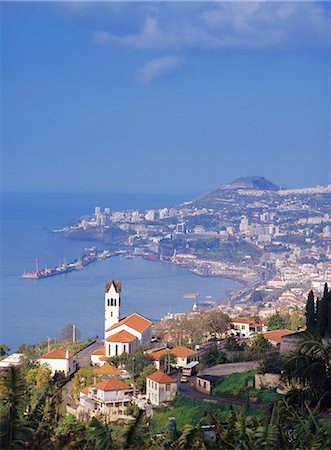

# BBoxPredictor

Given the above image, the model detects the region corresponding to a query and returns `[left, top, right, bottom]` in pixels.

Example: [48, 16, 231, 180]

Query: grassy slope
[212, 370, 280, 403]
[149, 395, 261, 434]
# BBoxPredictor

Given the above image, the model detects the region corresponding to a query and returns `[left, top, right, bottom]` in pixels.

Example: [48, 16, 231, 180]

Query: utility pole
[132, 357, 135, 395]
[73, 324, 76, 342]
[47, 336, 51, 352]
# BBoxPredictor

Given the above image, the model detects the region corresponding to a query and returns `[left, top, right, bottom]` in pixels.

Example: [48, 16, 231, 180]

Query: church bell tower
[104, 280, 121, 336]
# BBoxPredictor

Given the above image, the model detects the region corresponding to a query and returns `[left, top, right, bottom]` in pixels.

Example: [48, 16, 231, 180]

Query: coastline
[20, 240, 247, 296]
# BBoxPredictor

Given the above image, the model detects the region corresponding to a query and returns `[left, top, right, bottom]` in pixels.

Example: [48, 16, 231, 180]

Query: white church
[91, 280, 152, 365]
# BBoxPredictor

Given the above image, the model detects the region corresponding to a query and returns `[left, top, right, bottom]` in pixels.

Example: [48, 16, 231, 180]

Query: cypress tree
[323, 283, 329, 300]
[317, 284, 329, 337]
[306, 290, 316, 332]
[316, 298, 321, 334]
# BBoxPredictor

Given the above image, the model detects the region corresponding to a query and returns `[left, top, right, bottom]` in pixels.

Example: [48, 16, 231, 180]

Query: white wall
[106, 340, 138, 357]
[105, 284, 120, 336]
[146, 379, 177, 406]
[38, 357, 75, 377]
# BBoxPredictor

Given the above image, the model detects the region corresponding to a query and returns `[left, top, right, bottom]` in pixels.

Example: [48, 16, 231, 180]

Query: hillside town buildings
[54, 180, 331, 324]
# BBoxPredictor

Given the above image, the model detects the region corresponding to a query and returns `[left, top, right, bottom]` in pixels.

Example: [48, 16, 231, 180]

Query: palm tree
[174, 424, 205, 449]
[87, 417, 115, 450]
[118, 408, 146, 449]
[282, 332, 331, 411]
[0, 366, 32, 449]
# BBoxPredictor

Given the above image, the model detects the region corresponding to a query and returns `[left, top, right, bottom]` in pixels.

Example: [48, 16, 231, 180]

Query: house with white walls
[38, 348, 76, 377]
[78, 377, 133, 417]
[148, 345, 199, 370]
[146, 370, 177, 406]
[229, 318, 266, 338]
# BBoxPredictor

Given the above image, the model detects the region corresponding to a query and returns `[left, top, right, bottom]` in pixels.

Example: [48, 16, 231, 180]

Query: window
[111, 312, 113, 317]
[123, 344, 126, 353]
[166, 384, 170, 391]
[114, 299, 116, 306]
[115, 345, 118, 356]
[111, 298, 114, 306]
[108, 345, 111, 355]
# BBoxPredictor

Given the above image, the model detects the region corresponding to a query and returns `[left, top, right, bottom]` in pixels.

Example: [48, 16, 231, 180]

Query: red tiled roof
[105, 330, 138, 343]
[147, 370, 177, 384]
[149, 348, 171, 361]
[149, 346, 197, 361]
[94, 378, 131, 391]
[231, 318, 260, 326]
[93, 363, 120, 375]
[171, 346, 197, 358]
[262, 329, 294, 344]
[40, 349, 72, 359]
[91, 347, 105, 356]
[106, 312, 152, 333]
[80, 384, 96, 395]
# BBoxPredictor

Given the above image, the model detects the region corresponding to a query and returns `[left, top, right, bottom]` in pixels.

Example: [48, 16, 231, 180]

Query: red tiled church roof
[106, 330, 137, 343]
[106, 312, 152, 333]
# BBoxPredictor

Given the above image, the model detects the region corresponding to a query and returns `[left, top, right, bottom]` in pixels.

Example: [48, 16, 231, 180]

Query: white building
[0, 353, 24, 372]
[145, 210, 156, 221]
[229, 318, 266, 338]
[239, 217, 249, 233]
[91, 280, 153, 364]
[105, 312, 152, 358]
[148, 346, 199, 370]
[146, 370, 177, 406]
[38, 349, 76, 377]
[79, 377, 133, 418]
[159, 208, 168, 220]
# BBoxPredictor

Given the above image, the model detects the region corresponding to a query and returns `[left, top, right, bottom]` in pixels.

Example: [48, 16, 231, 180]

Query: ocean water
[0, 190, 240, 351]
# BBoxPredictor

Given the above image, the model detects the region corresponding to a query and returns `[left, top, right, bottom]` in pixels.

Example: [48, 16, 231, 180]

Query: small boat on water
[183, 293, 199, 299]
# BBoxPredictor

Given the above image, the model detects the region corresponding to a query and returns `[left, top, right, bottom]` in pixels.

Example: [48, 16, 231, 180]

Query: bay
[0, 190, 240, 351]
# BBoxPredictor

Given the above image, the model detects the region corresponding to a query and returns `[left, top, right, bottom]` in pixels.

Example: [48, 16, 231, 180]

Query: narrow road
[75, 340, 103, 370]
[61, 340, 103, 407]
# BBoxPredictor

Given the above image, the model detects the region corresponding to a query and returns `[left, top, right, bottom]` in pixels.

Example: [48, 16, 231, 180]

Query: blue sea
[0, 190, 240, 351]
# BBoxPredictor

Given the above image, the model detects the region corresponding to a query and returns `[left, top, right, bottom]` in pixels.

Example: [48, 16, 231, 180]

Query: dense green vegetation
[108, 346, 153, 379]
[306, 283, 331, 336]
[212, 371, 279, 403]
[16, 338, 94, 360]
[213, 371, 256, 396]
[201, 334, 273, 368]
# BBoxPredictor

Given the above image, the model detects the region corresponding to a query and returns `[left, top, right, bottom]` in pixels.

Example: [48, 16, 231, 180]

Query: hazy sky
[2, 1, 331, 192]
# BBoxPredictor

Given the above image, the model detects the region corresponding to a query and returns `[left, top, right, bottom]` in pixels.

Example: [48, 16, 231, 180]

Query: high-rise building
[239, 217, 249, 233]
[145, 210, 155, 221]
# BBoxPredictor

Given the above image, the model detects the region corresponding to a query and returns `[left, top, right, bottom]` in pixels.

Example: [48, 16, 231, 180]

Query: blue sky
[2, 1, 330, 192]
